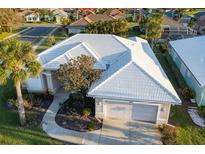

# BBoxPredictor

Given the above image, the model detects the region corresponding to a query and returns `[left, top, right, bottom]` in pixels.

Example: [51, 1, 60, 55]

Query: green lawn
[0, 81, 63, 145]
[0, 26, 26, 41]
[0, 32, 11, 40]
[128, 22, 140, 37]
[36, 28, 68, 53]
[154, 46, 205, 144]
[185, 9, 205, 15]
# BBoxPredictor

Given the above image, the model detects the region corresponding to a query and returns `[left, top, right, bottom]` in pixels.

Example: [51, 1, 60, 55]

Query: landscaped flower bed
[6, 92, 54, 128]
[56, 108, 102, 132]
[55, 93, 102, 132]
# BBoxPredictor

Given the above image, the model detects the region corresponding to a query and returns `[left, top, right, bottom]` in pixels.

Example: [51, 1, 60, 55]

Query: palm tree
[0, 39, 42, 126]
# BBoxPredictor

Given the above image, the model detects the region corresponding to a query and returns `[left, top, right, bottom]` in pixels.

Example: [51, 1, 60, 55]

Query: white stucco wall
[26, 74, 46, 93]
[157, 103, 171, 124]
[68, 27, 85, 34]
[50, 71, 61, 93]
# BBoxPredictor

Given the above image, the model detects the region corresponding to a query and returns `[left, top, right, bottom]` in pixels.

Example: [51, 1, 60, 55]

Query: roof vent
[106, 64, 110, 69]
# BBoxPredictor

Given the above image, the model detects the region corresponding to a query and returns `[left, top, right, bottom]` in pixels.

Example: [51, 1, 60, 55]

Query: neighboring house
[164, 10, 175, 19]
[103, 9, 126, 20]
[169, 36, 205, 106]
[194, 11, 205, 20]
[25, 34, 181, 124]
[67, 14, 115, 34]
[179, 14, 193, 27]
[196, 18, 205, 34]
[140, 8, 151, 17]
[78, 8, 95, 17]
[162, 16, 196, 36]
[25, 13, 41, 22]
[52, 9, 68, 24]
[42, 14, 54, 22]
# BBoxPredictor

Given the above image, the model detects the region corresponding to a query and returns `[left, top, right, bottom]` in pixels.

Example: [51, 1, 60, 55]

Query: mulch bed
[56, 108, 102, 132]
[25, 94, 54, 128]
[5, 93, 54, 128]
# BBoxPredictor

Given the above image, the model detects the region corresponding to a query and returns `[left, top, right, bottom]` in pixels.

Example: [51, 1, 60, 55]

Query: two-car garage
[104, 101, 159, 123]
[94, 99, 172, 124]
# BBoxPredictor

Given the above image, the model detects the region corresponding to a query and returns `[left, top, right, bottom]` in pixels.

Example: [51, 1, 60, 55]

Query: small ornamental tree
[57, 55, 101, 94]
[47, 35, 56, 46]
[62, 18, 70, 28]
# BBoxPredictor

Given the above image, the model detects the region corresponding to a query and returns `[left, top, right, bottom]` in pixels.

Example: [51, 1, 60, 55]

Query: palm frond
[0, 67, 8, 85]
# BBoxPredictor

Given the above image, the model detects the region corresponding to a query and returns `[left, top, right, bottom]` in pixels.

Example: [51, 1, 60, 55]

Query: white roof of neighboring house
[38, 34, 181, 104]
[170, 36, 205, 86]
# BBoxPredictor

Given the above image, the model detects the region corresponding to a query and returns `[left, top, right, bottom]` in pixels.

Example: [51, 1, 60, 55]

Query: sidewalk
[1, 27, 32, 41]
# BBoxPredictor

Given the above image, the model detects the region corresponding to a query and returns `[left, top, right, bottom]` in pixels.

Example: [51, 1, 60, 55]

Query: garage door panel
[105, 101, 158, 123]
[132, 104, 158, 122]
[106, 103, 131, 120]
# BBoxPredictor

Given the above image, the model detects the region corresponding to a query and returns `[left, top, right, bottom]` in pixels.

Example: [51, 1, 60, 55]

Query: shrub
[198, 106, 205, 119]
[137, 34, 146, 39]
[83, 108, 91, 117]
[159, 43, 168, 54]
[26, 113, 39, 127]
[7, 98, 18, 109]
[71, 93, 84, 102]
[23, 100, 33, 110]
[59, 93, 86, 113]
[182, 87, 195, 100]
[160, 124, 176, 145]
[47, 35, 55, 46]
[87, 121, 97, 131]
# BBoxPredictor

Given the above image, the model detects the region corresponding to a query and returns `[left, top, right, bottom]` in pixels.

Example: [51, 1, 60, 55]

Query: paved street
[18, 26, 56, 43]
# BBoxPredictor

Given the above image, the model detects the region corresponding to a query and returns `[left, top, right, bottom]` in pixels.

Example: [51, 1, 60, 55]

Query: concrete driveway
[98, 119, 162, 145]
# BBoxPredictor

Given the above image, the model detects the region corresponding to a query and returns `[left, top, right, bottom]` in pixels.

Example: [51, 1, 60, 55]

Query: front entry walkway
[42, 90, 162, 145]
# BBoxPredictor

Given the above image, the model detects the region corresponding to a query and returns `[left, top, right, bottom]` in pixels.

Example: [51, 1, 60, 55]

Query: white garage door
[106, 103, 132, 120]
[105, 102, 158, 123]
[132, 104, 158, 122]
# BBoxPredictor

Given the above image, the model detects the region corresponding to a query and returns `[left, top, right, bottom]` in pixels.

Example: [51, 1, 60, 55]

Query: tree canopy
[140, 13, 164, 47]
[0, 39, 42, 85]
[34, 9, 52, 16]
[0, 9, 23, 33]
[57, 55, 101, 93]
[85, 19, 128, 37]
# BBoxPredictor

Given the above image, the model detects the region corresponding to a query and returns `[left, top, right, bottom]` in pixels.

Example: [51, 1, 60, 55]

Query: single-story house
[78, 8, 95, 17]
[25, 13, 41, 22]
[103, 9, 126, 20]
[179, 14, 193, 27]
[194, 11, 205, 20]
[67, 14, 115, 34]
[25, 34, 181, 124]
[52, 9, 68, 24]
[169, 36, 205, 106]
[162, 16, 196, 36]
[196, 18, 205, 34]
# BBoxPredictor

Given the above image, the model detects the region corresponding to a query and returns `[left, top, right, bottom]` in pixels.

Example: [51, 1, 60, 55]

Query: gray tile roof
[38, 34, 181, 104]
